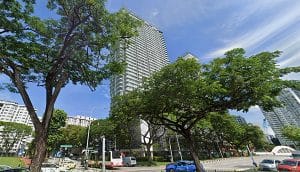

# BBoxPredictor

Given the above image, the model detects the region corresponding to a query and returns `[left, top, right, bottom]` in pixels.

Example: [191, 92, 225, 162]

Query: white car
[123, 156, 137, 167]
[41, 163, 59, 172]
[41, 163, 68, 172]
[259, 159, 281, 171]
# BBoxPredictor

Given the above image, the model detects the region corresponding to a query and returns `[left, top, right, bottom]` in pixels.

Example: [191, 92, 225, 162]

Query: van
[122, 157, 137, 167]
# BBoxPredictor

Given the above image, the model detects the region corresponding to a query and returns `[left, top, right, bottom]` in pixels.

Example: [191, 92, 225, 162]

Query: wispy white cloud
[205, 1, 300, 58]
[140, 0, 213, 29]
[150, 8, 159, 17]
[219, 0, 281, 32]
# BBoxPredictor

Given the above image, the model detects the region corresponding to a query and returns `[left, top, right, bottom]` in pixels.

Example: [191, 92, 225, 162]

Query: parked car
[277, 159, 300, 172]
[122, 156, 137, 167]
[0, 165, 12, 171]
[165, 160, 205, 172]
[259, 159, 281, 171]
[41, 163, 60, 172]
[60, 158, 76, 170]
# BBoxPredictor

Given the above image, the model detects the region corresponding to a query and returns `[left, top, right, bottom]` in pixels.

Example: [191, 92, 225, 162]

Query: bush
[137, 160, 157, 166]
[153, 156, 169, 162]
[135, 156, 149, 162]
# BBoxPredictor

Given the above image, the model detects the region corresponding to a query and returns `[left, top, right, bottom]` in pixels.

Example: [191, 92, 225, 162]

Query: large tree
[0, 121, 32, 155]
[122, 49, 299, 172]
[59, 124, 86, 156]
[0, 0, 140, 171]
[207, 112, 241, 157]
[47, 109, 67, 155]
[111, 93, 142, 151]
[111, 93, 166, 161]
[141, 120, 166, 161]
[230, 123, 266, 155]
[89, 119, 115, 149]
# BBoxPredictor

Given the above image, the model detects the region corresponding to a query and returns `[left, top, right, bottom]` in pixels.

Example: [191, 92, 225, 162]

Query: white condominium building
[0, 100, 33, 127]
[66, 115, 96, 127]
[0, 100, 34, 153]
[110, 18, 169, 97]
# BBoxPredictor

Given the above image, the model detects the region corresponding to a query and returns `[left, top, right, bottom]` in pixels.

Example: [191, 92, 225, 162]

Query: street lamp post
[101, 136, 105, 172]
[85, 119, 91, 169]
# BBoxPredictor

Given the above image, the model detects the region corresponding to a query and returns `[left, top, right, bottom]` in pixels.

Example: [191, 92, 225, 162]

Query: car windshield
[177, 161, 194, 165]
[262, 159, 274, 164]
[282, 160, 297, 166]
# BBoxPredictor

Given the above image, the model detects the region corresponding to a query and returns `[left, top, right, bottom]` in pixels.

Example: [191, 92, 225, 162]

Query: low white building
[0, 100, 35, 154]
[66, 115, 96, 127]
[0, 100, 34, 127]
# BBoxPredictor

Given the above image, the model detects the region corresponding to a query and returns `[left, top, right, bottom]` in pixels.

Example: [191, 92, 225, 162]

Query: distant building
[66, 115, 96, 127]
[233, 115, 247, 124]
[182, 52, 199, 61]
[0, 100, 34, 153]
[261, 88, 300, 146]
[0, 100, 34, 127]
[110, 13, 169, 148]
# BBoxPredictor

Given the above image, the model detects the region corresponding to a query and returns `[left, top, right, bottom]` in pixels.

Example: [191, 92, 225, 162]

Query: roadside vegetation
[111, 49, 300, 171]
[0, 157, 24, 168]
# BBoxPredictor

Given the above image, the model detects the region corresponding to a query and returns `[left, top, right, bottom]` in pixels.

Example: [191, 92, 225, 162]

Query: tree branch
[4, 59, 41, 129]
[43, 72, 68, 130]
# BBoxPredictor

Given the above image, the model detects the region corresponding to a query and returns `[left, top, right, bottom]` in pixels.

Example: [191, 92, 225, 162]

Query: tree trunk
[146, 144, 152, 161]
[30, 129, 47, 172]
[183, 130, 204, 172]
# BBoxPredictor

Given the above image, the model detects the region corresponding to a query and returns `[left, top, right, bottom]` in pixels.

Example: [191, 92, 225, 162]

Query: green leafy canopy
[0, 1, 141, 170]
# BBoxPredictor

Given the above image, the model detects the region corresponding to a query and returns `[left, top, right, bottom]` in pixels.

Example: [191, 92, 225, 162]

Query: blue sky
[1, 0, 300, 133]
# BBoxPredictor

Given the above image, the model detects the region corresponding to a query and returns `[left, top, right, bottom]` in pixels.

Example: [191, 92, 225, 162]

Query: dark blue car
[165, 160, 205, 172]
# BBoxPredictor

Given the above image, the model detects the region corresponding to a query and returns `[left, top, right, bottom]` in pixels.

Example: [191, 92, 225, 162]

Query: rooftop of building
[122, 8, 162, 32]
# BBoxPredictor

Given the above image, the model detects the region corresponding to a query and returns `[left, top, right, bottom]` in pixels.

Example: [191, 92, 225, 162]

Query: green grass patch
[0, 157, 24, 167]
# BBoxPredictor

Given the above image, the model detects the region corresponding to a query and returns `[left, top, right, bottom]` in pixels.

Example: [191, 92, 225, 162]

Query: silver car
[259, 159, 281, 171]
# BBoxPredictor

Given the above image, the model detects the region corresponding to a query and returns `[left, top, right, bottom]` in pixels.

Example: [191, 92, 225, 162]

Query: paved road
[201, 155, 289, 171]
[72, 166, 165, 172]
[70, 155, 290, 172]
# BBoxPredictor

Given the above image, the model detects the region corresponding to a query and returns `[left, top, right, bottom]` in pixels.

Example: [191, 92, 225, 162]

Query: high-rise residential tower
[110, 15, 169, 148]
[110, 19, 169, 97]
[233, 115, 247, 124]
[261, 88, 300, 146]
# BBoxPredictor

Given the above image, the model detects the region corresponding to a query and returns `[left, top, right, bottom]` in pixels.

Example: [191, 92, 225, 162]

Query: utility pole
[85, 120, 91, 169]
[102, 136, 105, 172]
[175, 133, 183, 160]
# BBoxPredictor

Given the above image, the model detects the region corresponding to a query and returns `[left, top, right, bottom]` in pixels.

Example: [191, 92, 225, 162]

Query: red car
[277, 159, 300, 172]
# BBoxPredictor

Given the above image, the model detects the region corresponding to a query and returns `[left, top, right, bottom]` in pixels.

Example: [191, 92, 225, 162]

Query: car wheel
[169, 169, 175, 172]
[126, 163, 130, 167]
